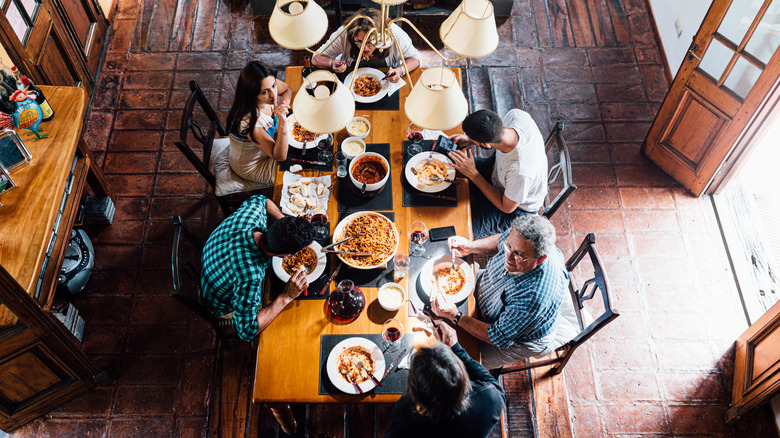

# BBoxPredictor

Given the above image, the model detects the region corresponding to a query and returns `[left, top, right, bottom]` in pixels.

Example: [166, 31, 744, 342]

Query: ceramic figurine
[10, 88, 48, 139]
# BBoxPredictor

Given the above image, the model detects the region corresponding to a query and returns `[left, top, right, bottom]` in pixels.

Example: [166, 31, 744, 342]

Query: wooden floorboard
[210, 343, 255, 438]
[547, 0, 574, 48]
[347, 404, 375, 438]
[489, 67, 524, 118]
[590, 0, 617, 46]
[568, 0, 595, 47]
[308, 404, 347, 437]
[606, 0, 631, 46]
[147, 0, 178, 51]
[532, 0, 554, 47]
[530, 365, 572, 438]
[191, 0, 219, 51]
[169, 0, 198, 51]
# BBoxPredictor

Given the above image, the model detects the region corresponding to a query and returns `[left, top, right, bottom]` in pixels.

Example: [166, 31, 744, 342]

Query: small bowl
[346, 116, 371, 139]
[378, 282, 406, 311]
[341, 136, 367, 159]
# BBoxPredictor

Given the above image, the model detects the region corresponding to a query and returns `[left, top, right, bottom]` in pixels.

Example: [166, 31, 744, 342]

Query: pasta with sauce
[338, 346, 374, 384]
[336, 214, 398, 267]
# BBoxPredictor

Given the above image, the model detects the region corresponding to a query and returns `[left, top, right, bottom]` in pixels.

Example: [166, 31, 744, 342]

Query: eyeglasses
[353, 39, 374, 48]
[503, 242, 535, 263]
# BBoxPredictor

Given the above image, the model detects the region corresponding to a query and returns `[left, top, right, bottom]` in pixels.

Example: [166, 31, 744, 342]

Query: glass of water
[393, 252, 409, 280]
[335, 151, 348, 178]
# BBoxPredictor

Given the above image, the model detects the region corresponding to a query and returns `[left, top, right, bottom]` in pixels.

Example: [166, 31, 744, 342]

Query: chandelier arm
[348, 26, 378, 92]
[388, 17, 466, 63]
[307, 14, 377, 58]
[387, 27, 414, 90]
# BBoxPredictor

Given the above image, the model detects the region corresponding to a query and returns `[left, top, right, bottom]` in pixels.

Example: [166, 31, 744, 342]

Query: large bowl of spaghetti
[332, 211, 399, 269]
[419, 255, 475, 303]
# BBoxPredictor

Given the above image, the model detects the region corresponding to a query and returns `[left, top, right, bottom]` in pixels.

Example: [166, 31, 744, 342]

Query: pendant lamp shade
[292, 70, 355, 134]
[269, 0, 328, 50]
[440, 0, 498, 58]
[371, 0, 406, 7]
[404, 67, 467, 131]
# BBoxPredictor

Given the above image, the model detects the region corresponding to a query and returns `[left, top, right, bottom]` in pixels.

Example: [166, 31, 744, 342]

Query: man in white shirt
[448, 109, 548, 239]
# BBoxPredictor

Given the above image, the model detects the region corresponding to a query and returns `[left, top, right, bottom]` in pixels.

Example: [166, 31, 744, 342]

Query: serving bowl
[346, 116, 371, 139]
[341, 136, 366, 159]
[332, 211, 399, 270]
[348, 152, 389, 193]
[377, 282, 405, 311]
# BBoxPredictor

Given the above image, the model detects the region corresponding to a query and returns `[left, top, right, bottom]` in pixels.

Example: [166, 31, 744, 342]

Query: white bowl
[349, 152, 389, 193]
[346, 117, 371, 139]
[377, 282, 405, 311]
[341, 136, 366, 159]
[332, 211, 399, 270]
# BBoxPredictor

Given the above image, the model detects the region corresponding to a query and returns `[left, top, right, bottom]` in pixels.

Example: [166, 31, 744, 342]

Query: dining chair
[492, 233, 619, 376]
[171, 215, 238, 350]
[174, 80, 273, 218]
[541, 122, 576, 219]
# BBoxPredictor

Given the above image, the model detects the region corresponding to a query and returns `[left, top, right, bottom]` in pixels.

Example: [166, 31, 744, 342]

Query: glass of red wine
[317, 135, 333, 164]
[327, 279, 365, 323]
[406, 122, 423, 156]
[309, 211, 329, 240]
[407, 221, 429, 257]
[382, 318, 404, 352]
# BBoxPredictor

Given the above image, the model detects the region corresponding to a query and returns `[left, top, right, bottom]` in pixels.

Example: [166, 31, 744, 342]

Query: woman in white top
[225, 61, 292, 184]
[312, 8, 421, 83]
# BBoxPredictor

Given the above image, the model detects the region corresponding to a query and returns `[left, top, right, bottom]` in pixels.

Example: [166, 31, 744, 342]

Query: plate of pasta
[419, 255, 475, 303]
[344, 68, 389, 103]
[404, 152, 456, 193]
[271, 242, 327, 283]
[332, 211, 399, 269]
[326, 337, 385, 394]
[286, 114, 328, 149]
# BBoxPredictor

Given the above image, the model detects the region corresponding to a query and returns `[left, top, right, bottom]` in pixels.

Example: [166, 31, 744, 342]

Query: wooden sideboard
[0, 86, 114, 432]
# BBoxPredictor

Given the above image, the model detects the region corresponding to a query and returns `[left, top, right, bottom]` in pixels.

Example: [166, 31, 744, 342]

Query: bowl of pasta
[419, 255, 475, 304]
[404, 151, 456, 193]
[332, 211, 399, 269]
[271, 242, 327, 283]
[344, 68, 389, 103]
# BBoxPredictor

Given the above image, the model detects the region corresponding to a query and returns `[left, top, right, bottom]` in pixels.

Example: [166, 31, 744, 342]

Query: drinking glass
[406, 123, 423, 156]
[317, 136, 333, 163]
[335, 151, 348, 178]
[393, 252, 409, 280]
[382, 318, 404, 352]
[407, 221, 429, 257]
[309, 211, 329, 240]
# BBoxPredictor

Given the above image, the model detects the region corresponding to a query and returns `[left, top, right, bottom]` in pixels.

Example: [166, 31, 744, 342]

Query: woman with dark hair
[226, 61, 292, 184]
[311, 8, 420, 83]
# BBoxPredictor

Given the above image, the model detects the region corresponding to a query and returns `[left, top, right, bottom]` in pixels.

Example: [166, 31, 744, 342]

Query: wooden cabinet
[0, 86, 114, 432]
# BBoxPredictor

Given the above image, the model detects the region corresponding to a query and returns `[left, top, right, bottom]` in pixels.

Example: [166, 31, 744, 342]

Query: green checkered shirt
[201, 195, 270, 341]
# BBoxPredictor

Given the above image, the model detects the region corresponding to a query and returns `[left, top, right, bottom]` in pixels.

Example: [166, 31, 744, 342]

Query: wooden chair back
[542, 122, 577, 219]
[171, 215, 237, 350]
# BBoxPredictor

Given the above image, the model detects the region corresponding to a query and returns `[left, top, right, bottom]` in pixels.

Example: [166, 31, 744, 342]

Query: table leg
[267, 403, 296, 435]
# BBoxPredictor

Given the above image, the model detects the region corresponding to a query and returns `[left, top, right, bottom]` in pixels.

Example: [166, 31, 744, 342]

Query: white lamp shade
[404, 67, 467, 131]
[269, 0, 328, 50]
[440, 0, 498, 58]
[371, 0, 406, 6]
[292, 70, 356, 134]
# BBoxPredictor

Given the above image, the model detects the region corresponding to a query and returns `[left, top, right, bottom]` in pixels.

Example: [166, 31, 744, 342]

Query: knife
[291, 158, 328, 166]
[321, 249, 372, 256]
[318, 263, 343, 296]
[381, 347, 410, 382]
[417, 192, 457, 202]
[347, 374, 363, 394]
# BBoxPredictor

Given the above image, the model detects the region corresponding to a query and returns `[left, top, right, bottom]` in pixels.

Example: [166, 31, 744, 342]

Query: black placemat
[334, 212, 395, 287]
[318, 333, 412, 395]
[279, 141, 334, 172]
[355, 91, 400, 111]
[407, 239, 470, 317]
[269, 230, 332, 300]
[401, 141, 458, 207]
[337, 143, 393, 212]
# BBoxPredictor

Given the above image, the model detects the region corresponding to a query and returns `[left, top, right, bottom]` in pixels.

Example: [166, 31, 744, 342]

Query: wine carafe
[326, 279, 365, 323]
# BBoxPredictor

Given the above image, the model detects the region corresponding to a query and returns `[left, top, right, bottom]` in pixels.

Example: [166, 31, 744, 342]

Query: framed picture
[0, 128, 31, 173]
[0, 160, 16, 203]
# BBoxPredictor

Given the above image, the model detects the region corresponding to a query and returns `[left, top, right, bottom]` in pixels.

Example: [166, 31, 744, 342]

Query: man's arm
[431, 292, 495, 345]
[254, 268, 307, 335]
[448, 149, 519, 214]
[265, 197, 284, 221]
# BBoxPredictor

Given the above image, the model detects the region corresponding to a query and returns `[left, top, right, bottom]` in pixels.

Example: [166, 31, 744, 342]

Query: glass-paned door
[1, 0, 39, 43]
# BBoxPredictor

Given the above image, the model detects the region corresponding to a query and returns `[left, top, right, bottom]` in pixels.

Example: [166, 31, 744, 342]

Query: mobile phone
[435, 135, 456, 152]
[429, 226, 456, 242]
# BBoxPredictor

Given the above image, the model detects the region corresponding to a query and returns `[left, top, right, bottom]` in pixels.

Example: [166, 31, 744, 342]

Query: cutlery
[347, 374, 363, 394]
[290, 158, 328, 166]
[423, 308, 444, 338]
[381, 347, 409, 382]
[428, 174, 459, 184]
[320, 249, 372, 256]
[417, 193, 457, 202]
[322, 233, 365, 251]
[318, 263, 342, 296]
[301, 139, 307, 155]
[354, 359, 382, 387]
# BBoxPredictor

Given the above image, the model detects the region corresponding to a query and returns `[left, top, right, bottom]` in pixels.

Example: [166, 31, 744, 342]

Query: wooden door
[642, 0, 780, 196]
[726, 300, 780, 423]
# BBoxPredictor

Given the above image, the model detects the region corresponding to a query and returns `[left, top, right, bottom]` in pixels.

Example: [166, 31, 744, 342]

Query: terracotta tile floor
[6, 0, 779, 436]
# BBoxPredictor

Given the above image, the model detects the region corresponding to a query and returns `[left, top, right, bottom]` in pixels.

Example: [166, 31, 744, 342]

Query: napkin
[386, 77, 406, 97]
[422, 129, 446, 140]
[397, 348, 413, 369]
[280, 172, 331, 216]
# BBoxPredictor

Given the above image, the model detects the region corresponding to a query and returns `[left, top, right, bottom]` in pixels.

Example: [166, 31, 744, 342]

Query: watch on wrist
[452, 311, 463, 326]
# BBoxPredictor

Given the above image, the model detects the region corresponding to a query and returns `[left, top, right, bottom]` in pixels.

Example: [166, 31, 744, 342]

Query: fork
[353, 359, 382, 387]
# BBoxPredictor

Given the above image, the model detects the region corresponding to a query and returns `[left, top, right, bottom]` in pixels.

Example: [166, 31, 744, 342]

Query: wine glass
[407, 221, 429, 257]
[382, 318, 404, 352]
[406, 122, 423, 156]
[309, 211, 329, 240]
[317, 135, 333, 163]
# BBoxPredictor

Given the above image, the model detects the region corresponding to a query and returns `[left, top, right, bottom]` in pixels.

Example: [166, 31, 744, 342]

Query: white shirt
[316, 23, 421, 69]
[491, 109, 548, 212]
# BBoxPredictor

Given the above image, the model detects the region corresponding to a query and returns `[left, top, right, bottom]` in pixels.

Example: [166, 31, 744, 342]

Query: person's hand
[332, 60, 347, 73]
[432, 319, 458, 347]
[448, 134, 469, 147]
[384, 67, 402, 83]
[273, 102, 290, 124]
[447, 148, 479, 179]
[282, 267, 308, 301]
[448, 235, 473, 257]
[431, 291, 458, 320]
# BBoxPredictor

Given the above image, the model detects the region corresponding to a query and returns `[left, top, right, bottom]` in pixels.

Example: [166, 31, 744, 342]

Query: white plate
[419, 255, 476, 304]
[344, 68, 389, 103]
[404, 152, 457, 193]
[326, 337, 385, 394]
[287, 114, 327, 149]
[271, 242, 326, 283]
[332, 211, 399, 270]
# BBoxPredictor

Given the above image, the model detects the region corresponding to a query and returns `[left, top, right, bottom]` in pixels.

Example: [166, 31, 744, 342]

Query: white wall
[647, 0, 712, 76]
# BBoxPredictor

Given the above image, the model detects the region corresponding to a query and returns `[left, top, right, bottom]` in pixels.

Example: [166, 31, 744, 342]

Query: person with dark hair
[226, 61, 292, 184]
[448, 109, 548, 239]
[200, 195, 316, 342]
[432, 215, 568, 370]
[312, 8, 420, 83]
[385, 319, 505, 438]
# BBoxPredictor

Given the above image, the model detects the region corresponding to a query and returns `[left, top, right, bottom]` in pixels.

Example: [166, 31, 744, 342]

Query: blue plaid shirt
[201, 195, 270, 341]
[476, 230, 568, 348]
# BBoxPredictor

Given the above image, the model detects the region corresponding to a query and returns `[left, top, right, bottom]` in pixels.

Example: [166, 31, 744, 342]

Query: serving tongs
[321, 249, 372, 256]
[322, 232, 365, 251]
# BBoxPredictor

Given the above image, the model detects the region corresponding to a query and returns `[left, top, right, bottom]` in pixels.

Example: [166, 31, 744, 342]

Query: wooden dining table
[253, 66, 479, 431]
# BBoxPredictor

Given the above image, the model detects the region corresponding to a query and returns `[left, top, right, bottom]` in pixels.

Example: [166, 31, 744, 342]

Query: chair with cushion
[493, 233, 619, 376]
[171, 215, 238, 350]
[541, 122, 576, 219]
[174, 80, 273, 217]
